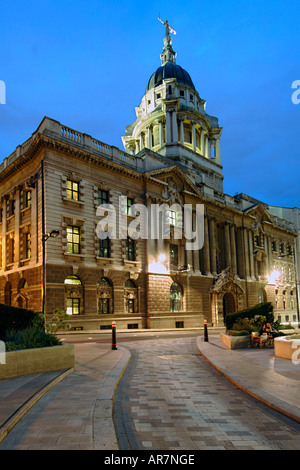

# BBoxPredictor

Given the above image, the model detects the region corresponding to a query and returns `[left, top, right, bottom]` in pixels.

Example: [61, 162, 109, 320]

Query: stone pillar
[147, 126, 152, 149]
[215, 138, 221, 164]
[204, 217, 210, 274]
[172, 110, 178, 143]
[224, 223, 231, 268]
[1, 198, 7, 270]
[248, 230, 255, 278]
[159, 121, 164, 147]
[140, 133, 144, 150]
[243, 228, 250, 278]
[166, 110, 172, 144]
[209, 218, 217, 275]
[30, 187, 37, 263]
[180, 119, 184, 145]
[192, 122, 196, 153]
[14, 189, 20, 266]
[267, 235, 273, 273]
[201, 129, 205, 157]
[230, 225, 237, 274]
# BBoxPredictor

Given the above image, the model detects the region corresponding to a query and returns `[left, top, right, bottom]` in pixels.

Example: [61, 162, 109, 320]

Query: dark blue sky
[1, 0, 299, 208]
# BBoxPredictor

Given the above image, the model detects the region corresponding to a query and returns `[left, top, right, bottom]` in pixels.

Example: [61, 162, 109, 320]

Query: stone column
[215, 138, 221, 164]
[180, 119, 184, 145]
[201, 129, 205, 157]
[172, 110, 178, 143]
[139, 133, 144, 150]
[14, 189, 20, 266]
[267, 235, 273, 273]
[159, 121, 164, 147]
[230, 225, 237, 274]
[243, 228, 250, 278]
[192, 122, 196, 153]
[166, 110, 172, 144]
[1, 197, 7, 270]
[147, 126, 152, 150]
[248, 230, 255, 278]
[209, 218, 217, 275]
[224, 224, 231, 268]
[203, 217, 210, 274]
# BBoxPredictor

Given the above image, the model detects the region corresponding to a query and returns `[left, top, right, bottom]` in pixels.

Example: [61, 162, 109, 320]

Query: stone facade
[0, 26, 298, 330]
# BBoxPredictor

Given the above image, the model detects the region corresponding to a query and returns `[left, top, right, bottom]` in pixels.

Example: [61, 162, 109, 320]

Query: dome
[146, 62, 195, 93]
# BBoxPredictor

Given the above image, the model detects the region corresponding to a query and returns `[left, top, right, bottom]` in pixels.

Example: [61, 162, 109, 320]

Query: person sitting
[265, 323, 286, 339]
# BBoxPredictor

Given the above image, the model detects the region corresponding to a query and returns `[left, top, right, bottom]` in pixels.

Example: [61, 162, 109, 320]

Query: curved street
[0, 331, 299, 450]
[114, 335, 300, 450]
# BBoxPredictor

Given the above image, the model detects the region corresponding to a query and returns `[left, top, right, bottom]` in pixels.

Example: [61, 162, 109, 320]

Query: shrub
[0, 304, 40, 339]
[4, 325, 61, 351]
[230, 317, 257, 333]
[226, 329, 250, 336]
[225, 302, 274, 330]
[45, 309, 71, 334]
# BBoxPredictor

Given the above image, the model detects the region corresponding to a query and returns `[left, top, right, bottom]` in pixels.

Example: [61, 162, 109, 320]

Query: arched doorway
[223, 292, 235, 323]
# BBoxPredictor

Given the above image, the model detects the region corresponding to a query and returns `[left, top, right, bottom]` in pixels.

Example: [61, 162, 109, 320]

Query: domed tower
[122, 20, 223, 192]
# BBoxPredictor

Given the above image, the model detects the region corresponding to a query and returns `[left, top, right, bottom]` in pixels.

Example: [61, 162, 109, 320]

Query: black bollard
[204, 319, 208, 342]
[112, 321, 117, 350]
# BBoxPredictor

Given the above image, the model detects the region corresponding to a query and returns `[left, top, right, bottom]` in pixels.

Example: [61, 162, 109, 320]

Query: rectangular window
[168, 210, 176, 225]
[67, 226, 81, 254]
[98, 298, 110, 315]
[67, 298, 80, 315]
[98, 189, 109, 206]
[126, 299, 135, 313]
[25, 191, 31, 208]
[170, 244, 178, 270]
[8, 200, 15, 217]
[25, 233, 31, 259]
[66, 180, 79, 201]
[127, 198, 134, 216]
[99, 238, 110, 258]
[126, 237, 135, 261]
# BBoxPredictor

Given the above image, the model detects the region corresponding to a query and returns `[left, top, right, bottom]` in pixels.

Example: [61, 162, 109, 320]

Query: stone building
[0, 25, 298, 330]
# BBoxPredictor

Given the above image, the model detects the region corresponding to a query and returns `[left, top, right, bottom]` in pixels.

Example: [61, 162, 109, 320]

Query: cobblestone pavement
[114, 336, 300, 450]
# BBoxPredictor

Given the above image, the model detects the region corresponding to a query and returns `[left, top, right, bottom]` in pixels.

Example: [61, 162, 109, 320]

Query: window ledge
[123, 260, 138, 265]
[96, 256, 113, 263]
[63, 197, 84, 206]
[64, 253, 85, 260]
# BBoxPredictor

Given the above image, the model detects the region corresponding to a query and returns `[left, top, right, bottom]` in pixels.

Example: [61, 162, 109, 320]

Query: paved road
[114, 336, 300, 450]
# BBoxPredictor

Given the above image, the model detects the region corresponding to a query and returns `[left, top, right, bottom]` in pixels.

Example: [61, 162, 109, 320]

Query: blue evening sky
[0, 0, 299, 208]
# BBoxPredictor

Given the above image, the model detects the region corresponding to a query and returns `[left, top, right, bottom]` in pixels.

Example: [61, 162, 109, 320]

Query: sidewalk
[197, 335, 300, 424]
[0, 342, 131, 449]
[0, 332, 299, 449]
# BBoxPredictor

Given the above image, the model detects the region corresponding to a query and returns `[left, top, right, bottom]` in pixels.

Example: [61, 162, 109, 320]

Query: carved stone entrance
[210, 268, 244, 326]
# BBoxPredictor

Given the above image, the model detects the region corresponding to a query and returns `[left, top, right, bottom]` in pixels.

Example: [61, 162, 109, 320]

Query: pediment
[210, 268, 245, 295]
[244, 204, 274, 232]
[144, 165, 203, 204]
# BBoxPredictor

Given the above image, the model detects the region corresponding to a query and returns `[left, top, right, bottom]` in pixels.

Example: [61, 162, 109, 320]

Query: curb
[0, 368, 74, 444]
[92, 346, 131, 450]
[197, 339, 300, 425]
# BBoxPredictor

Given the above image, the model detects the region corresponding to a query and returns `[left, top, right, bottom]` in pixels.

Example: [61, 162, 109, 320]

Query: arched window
[97, 278, 113, 314]
[124, 279, 137, 313]
[170, 282, 183, 312]
[64, 275, 82, 285]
